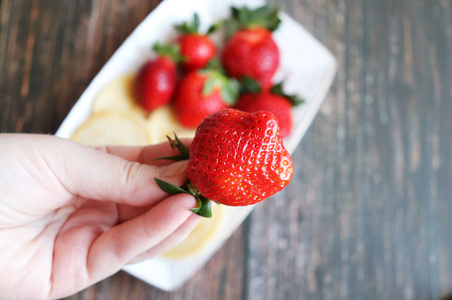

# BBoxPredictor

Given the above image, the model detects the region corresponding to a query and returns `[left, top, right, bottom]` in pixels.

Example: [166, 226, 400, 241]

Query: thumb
[44, 136, 189, 207]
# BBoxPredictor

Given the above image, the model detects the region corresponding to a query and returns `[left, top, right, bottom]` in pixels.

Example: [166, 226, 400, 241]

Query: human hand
[0, 134, 201, 299]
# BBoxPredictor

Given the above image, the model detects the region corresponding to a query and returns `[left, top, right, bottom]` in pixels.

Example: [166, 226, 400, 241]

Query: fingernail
[159, 161, 188, 178]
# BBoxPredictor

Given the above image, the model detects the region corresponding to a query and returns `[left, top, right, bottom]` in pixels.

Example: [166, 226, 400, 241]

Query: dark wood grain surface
[1, 0, 451, 299]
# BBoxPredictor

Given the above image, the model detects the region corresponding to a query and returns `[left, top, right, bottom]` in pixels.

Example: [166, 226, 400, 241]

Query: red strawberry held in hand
[222, 6, 281, 89]
[154, 108, 294, 217]
[188, 108, 294, 206]
[235, 78, 305, 137]
[175, 13, 219, 72]
[136, 43, 184, 112]
[173, 62, 239, 128]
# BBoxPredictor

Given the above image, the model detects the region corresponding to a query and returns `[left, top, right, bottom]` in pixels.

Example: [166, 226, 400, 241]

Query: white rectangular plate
[56, 0, 336, 291]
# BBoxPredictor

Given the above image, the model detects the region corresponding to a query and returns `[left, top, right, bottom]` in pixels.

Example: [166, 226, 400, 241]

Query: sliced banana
[162, 203, 225, 259]
[71, 111, 151, 146]
[147, 105, 196, 144]
[92, 73, 147, 117]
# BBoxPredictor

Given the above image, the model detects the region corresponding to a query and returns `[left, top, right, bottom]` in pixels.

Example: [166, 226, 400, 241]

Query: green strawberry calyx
[239, 76, 263, 94]
[225, 5, 281, 38]
[201, 60, 240, 105]
[239, 76, 305, 107]
[153, 133, 213, 218]
[270, 82, 305, 106]
[153, 42, 186, 63]
[174, 12, 221, 35]
[153, 134, 190, 161]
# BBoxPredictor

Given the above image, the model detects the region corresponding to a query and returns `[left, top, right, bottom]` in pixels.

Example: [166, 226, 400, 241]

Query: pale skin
[0, 134, 201, 299]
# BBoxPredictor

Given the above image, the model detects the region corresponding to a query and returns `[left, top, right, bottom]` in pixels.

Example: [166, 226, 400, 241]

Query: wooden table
[1, 0, 451, 299]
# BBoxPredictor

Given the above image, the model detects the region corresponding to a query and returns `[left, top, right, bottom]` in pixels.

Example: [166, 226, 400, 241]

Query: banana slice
[162, 203, 225, 259]
[92, 73, 147, 117]
[71, 111, 151, 146]
[147, 105, 196, 144]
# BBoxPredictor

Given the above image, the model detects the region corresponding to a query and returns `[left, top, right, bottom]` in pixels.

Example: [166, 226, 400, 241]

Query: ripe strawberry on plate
[154, 108, 294, 217]
[235, 78, 304, 138]
[222, 5, 281, 89]
[175, 13, 219, 72]
[135, 43, 184, 112]
[172, 62, 239, 128]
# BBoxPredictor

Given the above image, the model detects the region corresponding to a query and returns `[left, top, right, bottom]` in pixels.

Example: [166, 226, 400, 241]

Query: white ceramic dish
[55, 0, 336, 291]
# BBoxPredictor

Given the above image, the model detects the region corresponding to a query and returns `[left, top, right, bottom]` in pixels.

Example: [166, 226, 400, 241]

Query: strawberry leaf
[153, 42, 186, 62]
[203, 58, 222, 71]
[166, 133, 189, 158]
[286, 95, 305, 106]
[201, 65, 239, 105]
[239, 76, 262, 94]
[237, 6, 251, 25]
[231, 6, 241, 19]
[221, 78, 240, 105]
[154, 178, 190, 195]
[270, 81, 284, 95]
[226, 5, 281, 34]
[174, 13, 200, 34]
[193, 13, 200, 32]
[202, 76, 216, 96]
[187, 181, 212, 217]
[152, 133, 190, 162]
[207, 21, 221, 35]
[155, 179, 212, 218]
[224, 18, 241, 40]
[190, 195, 212, 218]
[253, 6, 281, 31]
[153, 136, 213, 218]
[152, 155, 188, 162]
[270, 82, 305, 107]
[172, 133, 190, 159]
[189, 198, 202, 214]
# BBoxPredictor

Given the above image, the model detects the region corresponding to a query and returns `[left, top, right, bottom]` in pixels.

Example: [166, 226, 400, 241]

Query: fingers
[68, 156, 188, 207]
[1, 134, 193, 209]
[85, 194, 197, 283]
[127, 213, 202, 264]
[44, 137, 191, 207]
